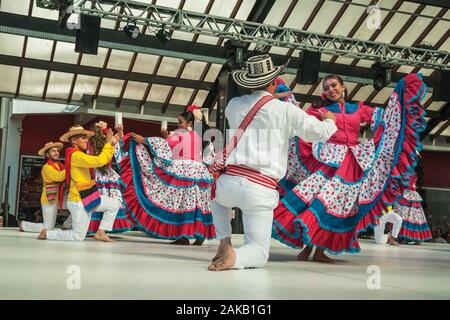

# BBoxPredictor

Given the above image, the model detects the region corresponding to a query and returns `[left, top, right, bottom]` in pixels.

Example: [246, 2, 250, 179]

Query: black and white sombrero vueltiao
[231, 54, 290, 89]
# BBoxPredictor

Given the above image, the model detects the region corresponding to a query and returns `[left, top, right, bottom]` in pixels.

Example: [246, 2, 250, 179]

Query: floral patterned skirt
[116, 134, 216, 241]
[394, 190, 432, 242]
[87, 167, 133, 234]
[273, 73, 428, 254]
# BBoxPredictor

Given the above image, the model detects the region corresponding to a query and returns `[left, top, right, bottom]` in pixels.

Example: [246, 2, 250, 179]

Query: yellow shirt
[68, 143, 114, 202]
[40, 163, 66, 205]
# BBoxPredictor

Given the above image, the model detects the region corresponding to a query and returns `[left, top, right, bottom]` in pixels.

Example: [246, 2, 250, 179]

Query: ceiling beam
[421, 102, 450, 139]
[0, 54, 214, 91]
[405, 0, 450, 8]
[0, 12, 436, 88]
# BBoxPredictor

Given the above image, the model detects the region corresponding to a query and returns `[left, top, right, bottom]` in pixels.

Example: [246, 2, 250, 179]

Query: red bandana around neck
[46, 159, 66, 209]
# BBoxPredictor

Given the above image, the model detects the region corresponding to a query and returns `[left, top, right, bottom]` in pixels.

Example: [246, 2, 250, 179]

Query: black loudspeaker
[297, 50, 321, 85]
[75, 14, 101, 55]
[432, 70, 450, 102]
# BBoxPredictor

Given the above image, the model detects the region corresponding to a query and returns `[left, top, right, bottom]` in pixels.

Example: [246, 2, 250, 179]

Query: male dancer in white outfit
[20, 142, 65, 233]
[209, 54, 338, 271]
[374, 206, 402, 245]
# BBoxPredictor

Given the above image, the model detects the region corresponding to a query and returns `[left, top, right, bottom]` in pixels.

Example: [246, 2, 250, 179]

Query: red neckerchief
[46, 159, 66, 209]
[65, 147, 95, 186]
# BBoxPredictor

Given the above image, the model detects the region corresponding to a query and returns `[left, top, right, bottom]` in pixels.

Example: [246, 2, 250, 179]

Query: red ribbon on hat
[187, 105, 200, 113]
[101, 128, 109, 135]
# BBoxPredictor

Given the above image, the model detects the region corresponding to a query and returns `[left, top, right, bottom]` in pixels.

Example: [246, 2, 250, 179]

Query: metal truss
[36, 0, 450, 70]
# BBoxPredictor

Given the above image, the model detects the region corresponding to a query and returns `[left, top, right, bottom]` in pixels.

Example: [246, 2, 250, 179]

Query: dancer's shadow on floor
[269, 252, 348, 264]
[117, 250, 212, 263]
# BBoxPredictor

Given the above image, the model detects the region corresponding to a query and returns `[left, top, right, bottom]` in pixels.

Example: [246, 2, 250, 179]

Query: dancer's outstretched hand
[161, 128, 170, 139]
[131, 132, 145, 145]
[320, 111, 336, 123]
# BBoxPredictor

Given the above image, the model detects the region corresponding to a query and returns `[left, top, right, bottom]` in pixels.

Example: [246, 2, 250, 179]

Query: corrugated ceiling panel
[147, 84, 172, 103]
[181, 61, 208, 80]
[123, 81, 150, 101]
[0, 33, 25, 56]
[293, 84, 313, 95]
[191, 90, 208, 107]
[0, 65, 20, 94]
[46, 71, 73, 100]
[371, 87, 392, 104]
[330, 1, 369, 37]
[182, 0, 209, 13]
[352, 84, 375, 101]
[264, 0, 294, 26]
[307, 1, 343, 33]
[19, 68, 46, 96]
[283, 0, 320, 30]
[53, 41, 79, 64]
[32, 2, 58, 20]
[71, 75, 100, 101]
[107, 49, 134, 71]
[157, 56, 184, 77]
[169, 87, 194, 105]
[98, 78, 125, 98]
[0, 0, 29, 15]
[430, 120, 445, 135]
[81, 48, 109, 67]
[234, 0, 257, 20]
[203, 64, 222, 82]
[428, 101, 447, 111]
[132, 53, 159, 74]
[25, 37, 53, 60]
[420, 11, 450, 48]
[353, 0, 398, 41]
[156, 0, 181, 8]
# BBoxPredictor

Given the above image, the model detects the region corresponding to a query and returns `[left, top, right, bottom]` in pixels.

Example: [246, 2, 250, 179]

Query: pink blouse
[307, 101, 375, 146]
[166, 129, 202, 162]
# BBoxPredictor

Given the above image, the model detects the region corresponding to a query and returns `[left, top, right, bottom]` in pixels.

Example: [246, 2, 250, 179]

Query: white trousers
[211, 174, 279, 269]
[47, 196, 119, 242]
[374, 212, 403, 244]
[21, 203, 58, 233]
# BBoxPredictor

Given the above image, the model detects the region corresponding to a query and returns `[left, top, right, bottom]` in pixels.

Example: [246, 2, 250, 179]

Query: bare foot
[212, 238, 232, 262]
[37, 229, 47, 240]
[192, 239, 204, 246]
[94, 230, 115, 242]
[171, 238, 190, 245]
[312, 249, 336, 264]
[387, 234, 399, 246]
[297, 246, 313, 261]
[208, 242, 236, 271]
[19, 221, 24, 232]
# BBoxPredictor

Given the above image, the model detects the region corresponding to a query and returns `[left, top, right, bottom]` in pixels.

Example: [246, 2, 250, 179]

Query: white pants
[374, 212, 403, 244]
[211, 174, 279, 269]
[21, 203, 58, 233]
[47, 196, 119, 242]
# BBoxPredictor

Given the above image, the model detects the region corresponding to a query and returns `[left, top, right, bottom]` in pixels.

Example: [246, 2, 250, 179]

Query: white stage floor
[1, 228, 449, 300]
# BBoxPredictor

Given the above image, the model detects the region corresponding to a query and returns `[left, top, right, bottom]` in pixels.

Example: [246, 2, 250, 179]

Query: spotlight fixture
[123, 22, 140, 39]
[156, 26, 171, 44]
[372, 61, 392, 91]
[224, 40, 245, 71]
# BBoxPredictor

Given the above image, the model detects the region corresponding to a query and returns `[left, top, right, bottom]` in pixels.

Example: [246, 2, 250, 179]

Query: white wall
[0, 98, 22, 217]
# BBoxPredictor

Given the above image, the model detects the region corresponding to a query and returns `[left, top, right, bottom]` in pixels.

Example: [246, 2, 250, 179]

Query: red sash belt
[211, 164, 278, 199]
[225, 165, 278, 190]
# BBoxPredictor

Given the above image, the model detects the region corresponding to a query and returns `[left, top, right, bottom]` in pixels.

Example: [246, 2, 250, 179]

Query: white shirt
[225, 90, 337, 180]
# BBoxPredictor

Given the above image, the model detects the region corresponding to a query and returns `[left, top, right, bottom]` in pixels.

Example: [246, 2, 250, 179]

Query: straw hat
[231, 54, 289, 89]
[59, 125, 94, 143]
[38, 142, 63, 157]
